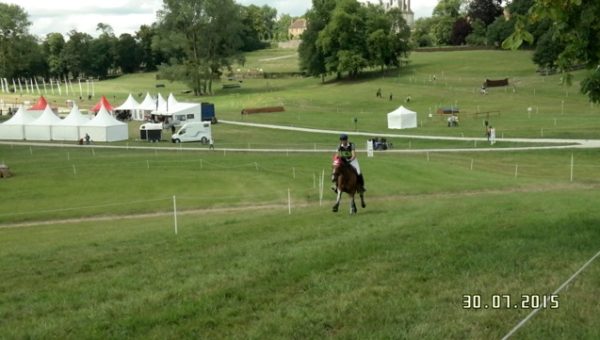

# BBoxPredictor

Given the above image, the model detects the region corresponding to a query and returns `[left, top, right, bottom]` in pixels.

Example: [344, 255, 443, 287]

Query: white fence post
[173, 195, 178, 235]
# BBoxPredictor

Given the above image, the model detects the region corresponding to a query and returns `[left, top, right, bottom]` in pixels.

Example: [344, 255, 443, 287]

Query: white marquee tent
[52, 103, 91, 141]
[114, 93, 143, 121]
[138, 92, 156, 111]
[387, 105, 417, 129]
[24, 105, 62, 141]
[152, 93, 200, 120]
[80, 105, 129, 142]
[0, 106, 34, 140]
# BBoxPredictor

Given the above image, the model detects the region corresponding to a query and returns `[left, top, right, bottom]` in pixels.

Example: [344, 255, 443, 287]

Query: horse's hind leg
[359, 192, 366, 208]
[350, 196, 357, 214]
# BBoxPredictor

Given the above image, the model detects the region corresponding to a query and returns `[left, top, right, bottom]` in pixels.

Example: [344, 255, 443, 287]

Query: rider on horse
[332, 134, 366, 193]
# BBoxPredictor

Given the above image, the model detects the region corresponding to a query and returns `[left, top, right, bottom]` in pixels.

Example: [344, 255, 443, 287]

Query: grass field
[1, 48, 600, 338]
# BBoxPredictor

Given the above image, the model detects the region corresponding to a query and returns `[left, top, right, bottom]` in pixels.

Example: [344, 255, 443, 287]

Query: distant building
[359, 0, 414, 27]
[288, 18, 307, 40]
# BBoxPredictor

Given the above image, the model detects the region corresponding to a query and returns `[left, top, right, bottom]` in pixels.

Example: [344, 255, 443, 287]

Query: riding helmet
[339, 134, 348, 140]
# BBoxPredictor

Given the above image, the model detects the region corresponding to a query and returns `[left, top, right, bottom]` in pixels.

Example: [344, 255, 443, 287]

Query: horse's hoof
[332, 206, 339, 213]
[361, 203, 366, 208]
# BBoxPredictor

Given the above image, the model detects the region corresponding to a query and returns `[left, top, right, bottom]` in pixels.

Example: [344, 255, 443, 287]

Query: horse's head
[332, 155, 344, 168]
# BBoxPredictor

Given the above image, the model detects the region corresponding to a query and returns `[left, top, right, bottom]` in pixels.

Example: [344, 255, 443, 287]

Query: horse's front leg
[332, 189, 342, 212]
[359, 192, 366, 208]
[350, 195, 357, 214]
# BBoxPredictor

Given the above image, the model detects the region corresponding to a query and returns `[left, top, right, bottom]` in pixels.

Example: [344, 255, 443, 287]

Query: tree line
[0, 2, 294, 88]
[2, 0, 598, 102]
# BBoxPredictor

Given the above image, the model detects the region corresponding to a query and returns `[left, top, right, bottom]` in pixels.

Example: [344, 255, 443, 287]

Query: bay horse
[331, 155, 366, 214]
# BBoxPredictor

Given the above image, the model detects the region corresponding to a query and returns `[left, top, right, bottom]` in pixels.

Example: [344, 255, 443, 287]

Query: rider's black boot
[358, 174, 366, 193]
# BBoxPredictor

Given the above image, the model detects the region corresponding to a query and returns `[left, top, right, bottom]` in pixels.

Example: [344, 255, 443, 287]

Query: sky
[8, 0, 439, 38]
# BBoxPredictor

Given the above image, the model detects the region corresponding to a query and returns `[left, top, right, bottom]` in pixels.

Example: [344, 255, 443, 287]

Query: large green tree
[274, 14, 293, 41]
[300, 0, 410, 80]
[317, 0, 368, 78]
[116, 33, 142, 73]
[43, 33, 67, 77]
[156, 0, 244, 95]
[239, 5, 269, 51]
[136, 24, 165, 71]
[87, 23, 118, 78]
[0, 3, 32, 79]
[467, 0, 503, 26]
[61, 30, 93, 78]
[430, 0, 466, 46]
[299, 0, 337, 81]
[504, 0, 600, 102]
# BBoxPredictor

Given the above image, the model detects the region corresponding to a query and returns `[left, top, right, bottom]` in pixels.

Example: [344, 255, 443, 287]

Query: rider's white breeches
[350, 159, 361, 175]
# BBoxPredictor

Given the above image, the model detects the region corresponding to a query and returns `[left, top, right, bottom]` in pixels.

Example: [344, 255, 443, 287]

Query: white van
[171, 122, 212, 143]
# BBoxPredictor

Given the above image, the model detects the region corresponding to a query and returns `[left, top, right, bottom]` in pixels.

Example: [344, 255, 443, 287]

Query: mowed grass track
[1, 145, 600, 338]
[1, 188, 599, 338]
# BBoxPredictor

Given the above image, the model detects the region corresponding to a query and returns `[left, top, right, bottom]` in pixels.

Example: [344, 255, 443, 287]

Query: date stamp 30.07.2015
[462, 294, 559, 310]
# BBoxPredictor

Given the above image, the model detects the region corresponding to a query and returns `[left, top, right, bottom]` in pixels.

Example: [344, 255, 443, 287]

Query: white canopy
[138, 92, 157, 111]
[52, 103, 91, 141]
[25, 105, 62, 141]
[167, 93, 179, 108]
[114, 93, 140, 111]
[80, 105, 129, 142]
[0, 106, 34, 140]
[387, 105, 417, 129]
[153, 93, 168, 115]
[114, 93, 144, 121]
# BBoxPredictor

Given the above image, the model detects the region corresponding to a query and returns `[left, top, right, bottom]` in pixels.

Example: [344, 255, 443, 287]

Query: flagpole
[64, 75, 69, 96]
[42, 78, 47, 94]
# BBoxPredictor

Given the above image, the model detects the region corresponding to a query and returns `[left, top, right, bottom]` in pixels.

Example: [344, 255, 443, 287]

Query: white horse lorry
[171, 122, 212, 144]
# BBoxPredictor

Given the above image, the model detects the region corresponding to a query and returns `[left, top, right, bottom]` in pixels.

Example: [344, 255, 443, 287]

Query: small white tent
[52, 103, 90, 141]
[24, 105, 62, 141]
[80, 105, 129, 142]
[387, 106, 417, 129]
[0, 106, 34, 140]
[114, 93, 142, 121]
